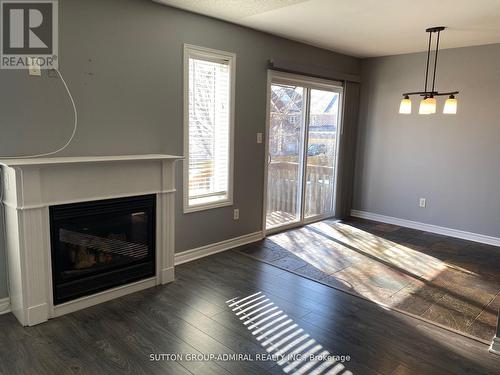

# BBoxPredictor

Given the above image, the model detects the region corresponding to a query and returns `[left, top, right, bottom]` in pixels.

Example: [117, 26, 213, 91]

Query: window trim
[183, 44, 236, 214]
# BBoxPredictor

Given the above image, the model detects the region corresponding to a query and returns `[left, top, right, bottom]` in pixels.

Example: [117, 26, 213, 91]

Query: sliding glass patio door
[304, 88, 340, 219]
[265, 83, 306, 229]
[265, 72, 342, 233]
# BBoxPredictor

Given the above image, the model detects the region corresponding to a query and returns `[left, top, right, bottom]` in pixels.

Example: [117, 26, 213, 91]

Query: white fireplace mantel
[0, 154, 182, 326]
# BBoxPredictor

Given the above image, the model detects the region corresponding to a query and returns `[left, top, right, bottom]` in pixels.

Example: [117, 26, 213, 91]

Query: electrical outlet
[233, 208, 239, 220]
[419, 198, 426, 208]
[256, 132, 263, 144]
[28, 58, 41, 76]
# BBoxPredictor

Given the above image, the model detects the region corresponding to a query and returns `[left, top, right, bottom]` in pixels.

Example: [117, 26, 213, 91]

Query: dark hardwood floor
[0, 250, 499, 375]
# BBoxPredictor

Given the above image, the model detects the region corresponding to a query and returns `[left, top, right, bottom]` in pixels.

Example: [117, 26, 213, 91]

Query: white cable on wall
[0, 68, 78, 159]
[0, 68, 78, 299]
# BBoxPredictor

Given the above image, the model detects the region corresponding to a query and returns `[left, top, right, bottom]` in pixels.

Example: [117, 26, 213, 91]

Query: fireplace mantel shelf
[0, 154, 183, 167]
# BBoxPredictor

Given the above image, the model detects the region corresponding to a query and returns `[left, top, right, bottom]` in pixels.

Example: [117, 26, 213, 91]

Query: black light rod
[424, 31, 432, 92]
[431, 30, 441, 93]
[402, 91, 459, 97]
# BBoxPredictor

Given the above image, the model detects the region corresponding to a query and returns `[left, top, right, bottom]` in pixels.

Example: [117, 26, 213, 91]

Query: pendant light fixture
[443, 94, 458, 114]
[399, 27, 459, 115]
[399, 95, 412, 114]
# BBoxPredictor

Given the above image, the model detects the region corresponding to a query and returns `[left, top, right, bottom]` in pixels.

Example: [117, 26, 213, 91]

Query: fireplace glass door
[50, 195, 156, 304]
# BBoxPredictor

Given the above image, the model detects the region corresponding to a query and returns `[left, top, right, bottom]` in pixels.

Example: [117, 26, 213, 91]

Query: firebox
[49, 195, 156, 304]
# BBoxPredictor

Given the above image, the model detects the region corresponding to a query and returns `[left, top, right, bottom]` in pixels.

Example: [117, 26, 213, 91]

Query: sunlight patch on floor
[313, 222, 449, 280]
[228, 292, 353, 375]
[265, 221, 458, 307]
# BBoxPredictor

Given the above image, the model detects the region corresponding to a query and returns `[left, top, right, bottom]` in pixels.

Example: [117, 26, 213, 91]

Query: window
[183, 45, 235, 212]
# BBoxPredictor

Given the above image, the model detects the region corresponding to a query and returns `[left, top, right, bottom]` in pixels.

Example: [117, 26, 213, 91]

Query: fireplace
[50, 195, 156, 304]
[1, 154, 179, 326]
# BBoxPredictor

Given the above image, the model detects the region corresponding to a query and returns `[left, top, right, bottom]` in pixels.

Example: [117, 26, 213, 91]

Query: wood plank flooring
[239, 217, 500, 341]
[0, 250, 499, 374]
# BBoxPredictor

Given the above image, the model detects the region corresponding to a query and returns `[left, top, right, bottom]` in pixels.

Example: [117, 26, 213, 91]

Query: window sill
[183, 199, 233, 214]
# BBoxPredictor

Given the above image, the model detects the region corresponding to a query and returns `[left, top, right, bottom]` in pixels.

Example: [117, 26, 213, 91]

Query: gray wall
[354, 43, 500, 237]
[0, 0, 360, 298]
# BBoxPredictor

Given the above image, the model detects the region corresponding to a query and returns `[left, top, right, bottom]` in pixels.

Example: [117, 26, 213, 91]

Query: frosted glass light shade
[399, 97, 412, 114]
[419, 97, 436, 114]
[443, 96, 457, 114]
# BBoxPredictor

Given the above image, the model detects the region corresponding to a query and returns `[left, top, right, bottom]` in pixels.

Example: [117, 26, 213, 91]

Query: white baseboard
[0, 297, 10, 315]
[351, 210, 500, 247]
[490, 337, 500, 356]
[175, 231, 264, 265]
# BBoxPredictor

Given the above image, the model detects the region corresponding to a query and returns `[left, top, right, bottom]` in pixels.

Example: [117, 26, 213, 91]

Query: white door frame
[262, 70, 344, 237]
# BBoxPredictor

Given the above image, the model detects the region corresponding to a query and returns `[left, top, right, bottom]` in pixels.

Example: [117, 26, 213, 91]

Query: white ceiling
[154, 0, 500, 57]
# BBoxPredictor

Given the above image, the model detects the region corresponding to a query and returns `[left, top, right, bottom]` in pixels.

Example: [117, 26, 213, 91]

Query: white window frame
[183, 44, 236, 213]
